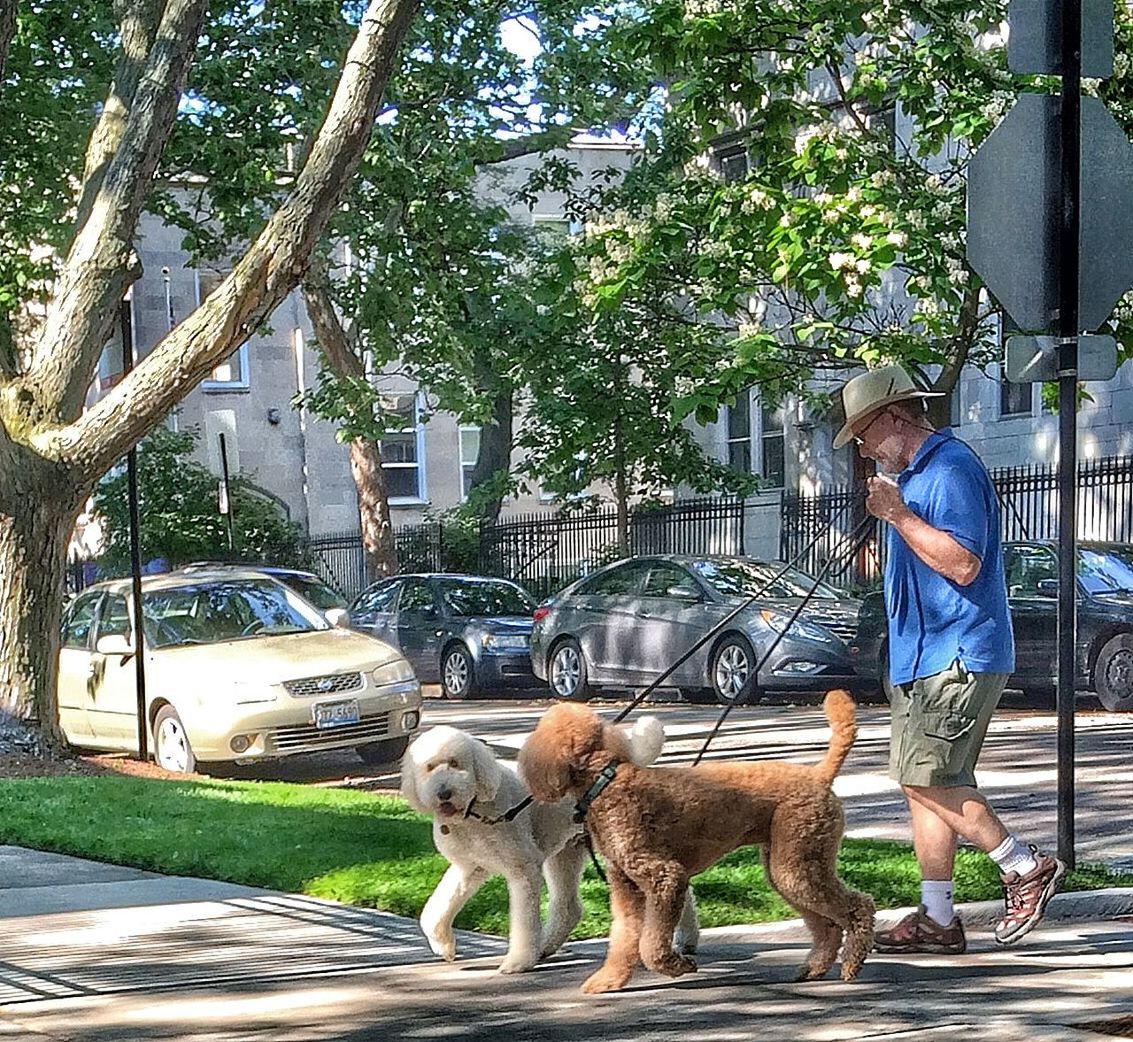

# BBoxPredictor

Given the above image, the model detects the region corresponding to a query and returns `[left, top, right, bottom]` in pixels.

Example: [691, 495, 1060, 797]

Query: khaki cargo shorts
[887, 660, 1008, 787]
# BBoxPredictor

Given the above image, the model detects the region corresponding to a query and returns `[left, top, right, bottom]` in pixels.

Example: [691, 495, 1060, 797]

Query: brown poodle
[517, 689, 874, 994]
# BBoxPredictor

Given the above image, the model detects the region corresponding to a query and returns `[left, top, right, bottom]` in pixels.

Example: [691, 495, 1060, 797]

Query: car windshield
[281, 574, 347, 611]
[142, 579, 324, 648]
[692, 559, 842, 600]
[438, 580, 535, 617]
[1078, 548, 1133, 596]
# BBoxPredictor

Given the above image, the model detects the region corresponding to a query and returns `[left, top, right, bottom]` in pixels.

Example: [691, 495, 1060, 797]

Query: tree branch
[0, 0, 16, 85]
[28, 0, 209, 424]
[52, 0, 422, 477]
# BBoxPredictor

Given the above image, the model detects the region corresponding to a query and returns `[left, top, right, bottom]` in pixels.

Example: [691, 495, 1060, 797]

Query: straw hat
[832, 364, 942, 449]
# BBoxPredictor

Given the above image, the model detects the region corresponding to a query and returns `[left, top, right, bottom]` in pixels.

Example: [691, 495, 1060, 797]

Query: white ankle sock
[989, 836, 1038, 877]
[921, 880, 955, 927]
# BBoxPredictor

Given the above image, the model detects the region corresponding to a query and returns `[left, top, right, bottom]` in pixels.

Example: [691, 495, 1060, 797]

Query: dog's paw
[794, 962, 832, 982]
[497, 953, 538, 975]
[646, 952, 698, 978]
[424, 931, 456, 962]
[581, 967, 633, 994]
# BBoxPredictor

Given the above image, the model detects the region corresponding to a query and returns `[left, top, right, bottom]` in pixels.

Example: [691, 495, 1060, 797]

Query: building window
[381, 393, 427, 502]
[716, 146, 749, 183]
[728, 389, 785, 487]
[459, 426, 480, 499]
[532, 215, 576, 249]
[727, 391, 751, 473]
[999, 366, 1033, 417]
[950, 382, 963, 427]
[760, 400, 785, 487]
[198, 269, 250, 389]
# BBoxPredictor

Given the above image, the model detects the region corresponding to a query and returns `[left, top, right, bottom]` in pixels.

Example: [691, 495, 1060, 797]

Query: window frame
[381, 391, 428, 505]
[197, 268, 251, 390]
[459, 425, 480, 501]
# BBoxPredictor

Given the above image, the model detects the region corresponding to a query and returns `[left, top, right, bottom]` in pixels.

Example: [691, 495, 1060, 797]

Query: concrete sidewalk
[0, 846, 1131, 1041]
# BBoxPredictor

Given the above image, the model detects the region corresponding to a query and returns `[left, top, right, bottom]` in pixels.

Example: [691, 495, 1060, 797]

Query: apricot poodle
[517, 689, 874, 994]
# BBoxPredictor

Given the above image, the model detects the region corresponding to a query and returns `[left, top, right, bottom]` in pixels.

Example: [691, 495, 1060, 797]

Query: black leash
[691, 513, 879, 766]
[611, 510, 874, 725]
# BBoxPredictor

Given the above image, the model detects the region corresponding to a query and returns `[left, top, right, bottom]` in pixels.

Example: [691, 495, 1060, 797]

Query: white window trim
[196, 269, 250, 390]
[385, 391, 428, 506]
[532, 213, 583, 236]
[997, 362, 1037, 419]
[98, 290, 138, 392]
[459, 424, 479, 502]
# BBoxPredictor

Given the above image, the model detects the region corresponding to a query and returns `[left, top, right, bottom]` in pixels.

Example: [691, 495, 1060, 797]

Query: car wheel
[711, 635, 756, 705]
[549, 638, 591, 701]
[441, 644, 477, 700]
[153, 705, 196, 774]
[356, 735, 412, 767]
[1094, 632, 1133, 711]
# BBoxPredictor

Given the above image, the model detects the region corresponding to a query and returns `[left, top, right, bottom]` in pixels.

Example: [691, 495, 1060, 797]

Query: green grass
[1, 774, 1129, 937]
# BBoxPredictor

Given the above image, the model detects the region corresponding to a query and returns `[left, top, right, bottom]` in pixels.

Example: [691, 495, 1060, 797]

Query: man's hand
[866, 475, 909, 524]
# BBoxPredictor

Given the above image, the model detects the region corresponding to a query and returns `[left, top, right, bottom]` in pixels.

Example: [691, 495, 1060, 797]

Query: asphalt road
[228, 685, 1133, 871]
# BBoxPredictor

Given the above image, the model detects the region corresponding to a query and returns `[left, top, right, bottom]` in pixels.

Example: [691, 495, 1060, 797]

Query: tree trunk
[349, 438, 398, 581]
[0, 0, 17, 85]
[467, 385, 513, 525]
[0, 477, 83, 736]
[612, 368, 629, 556]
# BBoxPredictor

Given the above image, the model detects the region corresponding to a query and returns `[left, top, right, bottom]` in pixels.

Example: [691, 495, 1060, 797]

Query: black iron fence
[781, 454, 1133, 591]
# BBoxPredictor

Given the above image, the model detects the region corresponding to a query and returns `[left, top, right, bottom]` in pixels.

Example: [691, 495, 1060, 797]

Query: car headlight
[482, 633, 529, 650]
[372, 658, 416, 686]
[760, 609, 834, 644]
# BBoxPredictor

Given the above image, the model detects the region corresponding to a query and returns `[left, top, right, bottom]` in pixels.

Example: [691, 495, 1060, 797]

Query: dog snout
[437, 787, 453, 802]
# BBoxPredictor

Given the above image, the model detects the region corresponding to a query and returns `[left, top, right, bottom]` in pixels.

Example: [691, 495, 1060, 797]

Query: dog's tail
[813, 688, 858, 785]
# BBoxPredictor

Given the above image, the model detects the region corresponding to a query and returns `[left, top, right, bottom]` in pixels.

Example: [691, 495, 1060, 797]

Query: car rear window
[438, 580, 534, 617]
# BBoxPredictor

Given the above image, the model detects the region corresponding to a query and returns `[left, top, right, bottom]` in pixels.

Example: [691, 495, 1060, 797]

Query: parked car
[178, 562, 349, 621]
[348, 574, 541, 699]
[850, 540, 1133, 711]
[57, 568, 422, 772]
[530, 555, 862, 704]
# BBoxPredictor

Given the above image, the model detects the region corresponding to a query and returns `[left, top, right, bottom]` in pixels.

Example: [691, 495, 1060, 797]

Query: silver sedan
[530, 555, 860, 704]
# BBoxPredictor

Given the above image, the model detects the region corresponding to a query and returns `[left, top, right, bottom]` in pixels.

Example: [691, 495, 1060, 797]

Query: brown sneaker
[994, 847, 1067, 946]
[874, 906, 967, 954]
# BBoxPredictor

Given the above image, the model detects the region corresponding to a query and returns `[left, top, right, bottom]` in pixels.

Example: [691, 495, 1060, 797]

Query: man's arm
[866, 476, 982, 586]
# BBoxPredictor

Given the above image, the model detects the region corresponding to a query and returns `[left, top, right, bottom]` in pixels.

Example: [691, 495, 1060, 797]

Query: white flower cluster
[674, 375, 698, 396]
[740, 186, 774, 213]
[684, 0, 725, 15]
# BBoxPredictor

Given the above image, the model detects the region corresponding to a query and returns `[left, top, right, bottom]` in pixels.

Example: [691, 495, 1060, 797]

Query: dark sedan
[348, 574, 541, 698]
[851, 540, 1133, 711]
[530, 555, 861, 704]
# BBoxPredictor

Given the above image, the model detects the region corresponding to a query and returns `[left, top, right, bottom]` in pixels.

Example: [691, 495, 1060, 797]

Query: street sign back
[1008, 0, 1114, 78]
[1005, 333, 1117, 382]
[967, 94, 1133, 333]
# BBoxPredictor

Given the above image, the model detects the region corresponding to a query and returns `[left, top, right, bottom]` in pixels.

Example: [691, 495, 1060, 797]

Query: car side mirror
[95, 634, 135, 656]
[324, 607, 350, 628]
[666, 585, 701, 602]
[1035, 579, 1060, 598]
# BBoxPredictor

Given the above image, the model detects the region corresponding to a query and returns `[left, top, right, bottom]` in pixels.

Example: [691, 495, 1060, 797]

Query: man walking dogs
[835, 365, 1065, 953]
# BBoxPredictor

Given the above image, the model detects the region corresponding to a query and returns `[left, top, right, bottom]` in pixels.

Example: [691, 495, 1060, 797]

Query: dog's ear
[399, 736, 428, 813]
[517, 711, 573, 801]
[621, 715, 665, 766]
[468, 736, 504, 802]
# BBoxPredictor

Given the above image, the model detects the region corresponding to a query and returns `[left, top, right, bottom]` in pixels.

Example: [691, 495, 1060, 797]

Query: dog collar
[574, 762, 619, 823]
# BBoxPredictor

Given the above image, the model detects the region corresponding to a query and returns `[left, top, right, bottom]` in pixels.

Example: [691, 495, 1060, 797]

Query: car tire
[710, 634, 757, 705]
[153, 705, 196, 774]
[356, 735, 411, 767]
[441, 644, 477, 700]
[549, 638, 591, 701]
[1094, 632, 1133, 711]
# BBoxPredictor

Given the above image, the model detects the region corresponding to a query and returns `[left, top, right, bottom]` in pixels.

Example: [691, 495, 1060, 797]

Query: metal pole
[1056, 0, 1081, 869]
[121, 298, 148, 761]
[218, 433, 236, 554]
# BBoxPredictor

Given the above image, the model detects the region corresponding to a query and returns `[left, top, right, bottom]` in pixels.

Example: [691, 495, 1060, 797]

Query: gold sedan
[57, 568, 422, 773]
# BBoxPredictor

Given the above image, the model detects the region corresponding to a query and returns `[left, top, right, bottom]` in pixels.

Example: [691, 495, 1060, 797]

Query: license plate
[312, 698, 360, 729]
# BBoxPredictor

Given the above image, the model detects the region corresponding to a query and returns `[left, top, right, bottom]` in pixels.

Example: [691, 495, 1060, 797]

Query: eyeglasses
[852, 408, 889, 446]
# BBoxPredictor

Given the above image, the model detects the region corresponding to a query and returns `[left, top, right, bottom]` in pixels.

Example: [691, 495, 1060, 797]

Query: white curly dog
[401, 721, 699, 974]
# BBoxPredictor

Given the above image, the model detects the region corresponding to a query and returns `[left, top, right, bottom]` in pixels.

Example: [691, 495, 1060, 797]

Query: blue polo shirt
[885, 428, 1015, 684]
